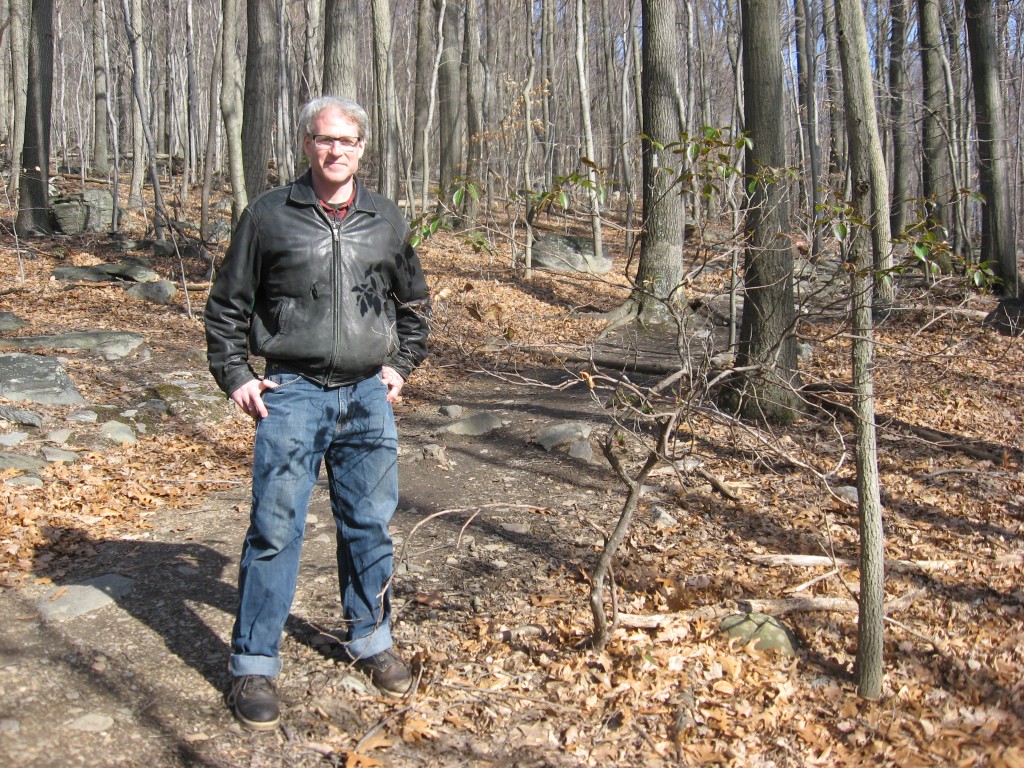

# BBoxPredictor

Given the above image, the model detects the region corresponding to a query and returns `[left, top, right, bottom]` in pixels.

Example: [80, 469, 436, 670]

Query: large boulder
[0, 353, 86, 405]
[51, 189, 116, 234]
[532, 234, 613, 275]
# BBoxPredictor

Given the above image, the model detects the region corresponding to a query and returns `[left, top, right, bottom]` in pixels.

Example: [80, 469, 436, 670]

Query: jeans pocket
[265, 372, 305, 390]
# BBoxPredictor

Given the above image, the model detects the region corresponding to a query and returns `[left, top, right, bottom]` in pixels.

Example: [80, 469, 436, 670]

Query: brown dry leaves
[2, 213, 1024, 765]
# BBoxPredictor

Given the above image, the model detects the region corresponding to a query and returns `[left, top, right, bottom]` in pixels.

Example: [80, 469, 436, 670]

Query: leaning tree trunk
[965, 0, 1019, 296]
[727, 0, 801, 424]
[16, 0, 54, 236]
[835, 0, 886, 701]
[242, 0, 278, 199]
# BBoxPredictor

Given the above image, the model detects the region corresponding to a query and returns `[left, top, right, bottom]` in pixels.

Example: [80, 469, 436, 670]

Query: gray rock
[0, 331, 144, 359]
[720, 612, 797, 656]
[145, 381, 235, 423]
[51, 189, 115, 234]
[38, 574, 135, 621]
[0, 353, 86, 405]
[99, 421, 136, 446]
[439, 404, 464, 419]
[126, 279, 177, 305]
[533, 422, 592, 452]
[53, 262, 160, 284]
[532, 234, 614, 275]
[834, 485, 859, 504]
[420, 443, 449, 464]
[47, 428, 74, 444]
[0, 719, 20, 733]
[444, 413, 505, 436]
[0, 311, 28, 332]
[67, 714, 115, 733]
[500, 522, 532, 535]
[652, 506, 679, 529]
[4, 475, 43, 488]
[568, 438, 593, 462]
[0, 432, 29, 447]
[0, 404, 43, 428]
[41, 447, 80, 464]
[69, 410, 99, 424]
[151, 239, 176, 257]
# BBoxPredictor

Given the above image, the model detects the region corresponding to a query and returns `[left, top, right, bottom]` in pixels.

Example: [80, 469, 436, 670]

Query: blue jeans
[230, 371, 399, 678]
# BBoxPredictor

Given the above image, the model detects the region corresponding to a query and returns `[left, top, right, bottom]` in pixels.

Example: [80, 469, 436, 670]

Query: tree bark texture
[965, 0, 1019, 296]
[7, 0, 29, 198]
[323, 0, 358, 99]
[220, 0, 246, 220]
[634, 0, 685, 324]
[16, 0, 54, 235]
[90, 0, 110, 176]
[835, 0, 886, 701]
[732, 0, 800, 422]
[917, 0, 954, 234]
[241, 0, 278, 199]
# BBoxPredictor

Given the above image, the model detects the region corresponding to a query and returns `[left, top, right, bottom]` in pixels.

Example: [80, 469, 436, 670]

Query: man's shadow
[34, 527, 241, 692]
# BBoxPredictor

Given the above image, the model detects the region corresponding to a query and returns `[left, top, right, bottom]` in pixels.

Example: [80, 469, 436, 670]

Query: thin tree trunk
[411, 0, 433, 192]
[918, 0, 954, 235]
[200, 15, 222, 244]
[220, 0, 246, 221]
[126, 0, 144, 208]
[7, 0, 29, 198]
[460, 0, 483, 226]
[371, 0, 399, 198]
[435, 0, 461, 206]
[888, 0, 910, 238]
[835, 0, 886, 701]
[575, 0, 604, 264]
[299, 0, 323, 104]
[120, 0, 166, 239]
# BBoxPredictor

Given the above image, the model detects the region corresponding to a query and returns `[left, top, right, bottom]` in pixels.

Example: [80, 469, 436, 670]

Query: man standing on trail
[205, 96, 430, 730]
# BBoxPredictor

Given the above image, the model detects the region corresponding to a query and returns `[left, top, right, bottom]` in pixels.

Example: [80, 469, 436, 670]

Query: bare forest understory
[1, 186, 1023, 768]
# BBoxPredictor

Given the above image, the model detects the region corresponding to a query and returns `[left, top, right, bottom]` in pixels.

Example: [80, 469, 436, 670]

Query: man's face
[303, 109, 365, 195]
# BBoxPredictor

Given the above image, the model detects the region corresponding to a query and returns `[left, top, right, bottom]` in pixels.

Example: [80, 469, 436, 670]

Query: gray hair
[297, 96, 370, 145]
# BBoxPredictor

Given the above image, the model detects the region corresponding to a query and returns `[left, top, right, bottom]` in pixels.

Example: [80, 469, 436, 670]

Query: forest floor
[1, 193, 1023, 768]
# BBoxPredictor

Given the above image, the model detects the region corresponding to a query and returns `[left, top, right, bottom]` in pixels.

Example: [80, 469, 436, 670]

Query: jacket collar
[288, 170, 378, 216]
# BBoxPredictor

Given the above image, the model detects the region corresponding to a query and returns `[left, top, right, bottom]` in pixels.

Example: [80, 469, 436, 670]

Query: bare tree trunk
[7, 0, 29, 198]
[632, 0, 684, 325]
[99, 0, 119, 231]
[918, 0, 954, 235]
[966, 0, 1019, 296]
[435, 0, 461, 206]
[16, 0, 54, 236]
[125, 0, 145, 208]
[242, 0, 278, 199]
[275, 0, 295, 183]
[323, 0, 358, 98]
[727, 0, 801, 423]
[120, 0, 166, 239]
[460, 0, 483, 226]
[182, 0, 199, 197]
[835, 0, 886, 701]
[220, 0, 246, 221]
[887, 0, 910, 239]
[370, 0, 399, 198]
[575, 0, 604, 263]
[822, 0, 846, 179]
[200, 14, 222, 243]
[90, 0, 110, 176]
[299, 0, 324, 104]
[795, 0, 821, 258]
[411, 0, 433, 192]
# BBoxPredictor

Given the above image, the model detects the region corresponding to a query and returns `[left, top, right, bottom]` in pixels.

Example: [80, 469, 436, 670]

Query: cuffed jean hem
[344, 623, 393, 660]
[230, 653, 282, 678]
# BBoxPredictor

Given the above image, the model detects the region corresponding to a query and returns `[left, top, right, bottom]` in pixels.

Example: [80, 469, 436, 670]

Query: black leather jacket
[205, 172, 430, 396]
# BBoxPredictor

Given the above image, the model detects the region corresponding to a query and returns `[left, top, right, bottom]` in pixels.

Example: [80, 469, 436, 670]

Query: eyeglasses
[311, 134, 363, 151]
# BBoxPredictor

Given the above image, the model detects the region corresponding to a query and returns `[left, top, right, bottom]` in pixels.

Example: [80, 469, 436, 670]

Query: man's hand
[229, 378, 279, 419]
[381, 366, 405, 404]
